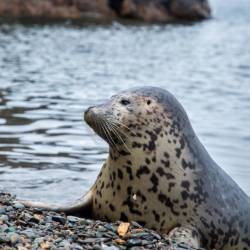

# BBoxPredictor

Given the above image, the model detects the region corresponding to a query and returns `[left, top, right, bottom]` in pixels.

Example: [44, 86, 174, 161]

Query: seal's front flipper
[168, 226, 201, 248]
[16, 188, 93, 218]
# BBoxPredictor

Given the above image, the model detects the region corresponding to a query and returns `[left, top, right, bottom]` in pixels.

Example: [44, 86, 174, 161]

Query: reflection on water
[0, 0, 250, 202]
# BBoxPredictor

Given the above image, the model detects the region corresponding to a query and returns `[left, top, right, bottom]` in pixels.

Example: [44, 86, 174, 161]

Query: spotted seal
[19, 87, 250, 250]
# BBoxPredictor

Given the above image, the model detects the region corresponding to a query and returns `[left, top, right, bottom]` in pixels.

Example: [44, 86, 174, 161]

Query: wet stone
[0, 207, 6, 214]
[0, 215, 9, 222]
[92, 245, 103, 250]
[0, 224, 8, 233]
[131, 221, 143, 228]
[8, 232, 20, 244]
[103, 223, 117, 233]
[127, 238, 143, 247]
[5, 227, 16, 233]
[13, 203, 25, 210]
[6, 206, 14, 211]
[151, 232, 161, 240]
[103, 246, 120, 250]
[21, 229, 36, 238]
[52, 215, 66, 224]
[67, 215, 80, 223]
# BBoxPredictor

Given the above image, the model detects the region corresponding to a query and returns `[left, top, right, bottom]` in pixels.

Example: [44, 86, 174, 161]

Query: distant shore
[0, 0, 211, 23]
[0, 192, 201, 250]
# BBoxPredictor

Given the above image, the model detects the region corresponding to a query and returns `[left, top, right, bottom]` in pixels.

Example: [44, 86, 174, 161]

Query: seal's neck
[106, 121, 216, 179]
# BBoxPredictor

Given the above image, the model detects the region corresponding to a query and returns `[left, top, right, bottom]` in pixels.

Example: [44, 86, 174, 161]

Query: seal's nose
[85, 106, 94, 114]
[84, 106, 95, 122]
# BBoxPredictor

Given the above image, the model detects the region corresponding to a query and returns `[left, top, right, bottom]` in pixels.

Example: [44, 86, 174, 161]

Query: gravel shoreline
[0, 193, 203, 250]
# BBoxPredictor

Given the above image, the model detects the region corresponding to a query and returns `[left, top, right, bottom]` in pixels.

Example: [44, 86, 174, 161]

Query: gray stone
[14, 203, 25, 210]
[8, 232, 20, 244]
[67, 216, 79, 223]
[103, 246, 119, 250]
[21, 228, 36, 238]
[0, 207, 6, 214]
[0, 215, 8, 222]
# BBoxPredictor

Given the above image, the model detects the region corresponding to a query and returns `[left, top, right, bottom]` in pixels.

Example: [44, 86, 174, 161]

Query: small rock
[45, 216, 52, 222]
[6, 206, 13, 212]
[67, 216, 79, 223]
[131, 221, 143, 228]
[8, 232, 20, 244]
[0, 224, 8, 233]
[5, 227, 16, 233]
[14, 203, 25, 210]
[0, 215, 8, 222]
[92, 245, 102, 250]
[52, 215, 66, 224]
[17, 247, 29, 250]
[21, 228, 36, 239]
[103, 246, 120, 250]
[58, 239, 71, 247]
[54, 237, 63, 244]
[150, 232, 161, 240]
[103, 223, 117, 233]
[0, 233, 9, 243]
[71, 244, 84, 250]
[33, 237, 45, 245]
[127, 239, 143, 247]
[0, 207, 6, 214]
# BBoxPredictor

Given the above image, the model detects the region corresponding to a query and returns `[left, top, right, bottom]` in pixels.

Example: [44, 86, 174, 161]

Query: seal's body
[19, 87, 250, 250]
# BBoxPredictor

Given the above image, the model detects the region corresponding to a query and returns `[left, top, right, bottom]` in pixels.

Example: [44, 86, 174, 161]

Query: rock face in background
[0, 0, 211, 22]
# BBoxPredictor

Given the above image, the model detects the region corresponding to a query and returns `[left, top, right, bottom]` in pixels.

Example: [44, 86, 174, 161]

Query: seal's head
[84, 87, 194, 153]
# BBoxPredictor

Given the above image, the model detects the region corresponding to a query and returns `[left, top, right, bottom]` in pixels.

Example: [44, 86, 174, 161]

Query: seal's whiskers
[107, 122, 131, 154]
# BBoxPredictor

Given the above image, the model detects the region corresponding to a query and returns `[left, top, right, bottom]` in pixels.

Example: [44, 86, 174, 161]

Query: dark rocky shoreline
[0, 193, 203, 250]
[0, 0, 211, 23]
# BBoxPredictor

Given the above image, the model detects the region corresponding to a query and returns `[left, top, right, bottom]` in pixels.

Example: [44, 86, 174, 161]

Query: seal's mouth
[84, 107, 126, 148]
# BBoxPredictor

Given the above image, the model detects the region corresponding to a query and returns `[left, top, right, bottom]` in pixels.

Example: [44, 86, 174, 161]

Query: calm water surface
[0, 0, 249, 203]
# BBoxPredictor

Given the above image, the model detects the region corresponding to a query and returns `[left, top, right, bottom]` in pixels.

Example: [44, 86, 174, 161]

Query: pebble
[8, 232, 20, 244]
[0, 206, 6, 214]
[6, 206, 14, 211]
[67, 215, 79, 223]
[0, 215, 8, 222]
[52, 215, 66, 224]
[21, 228, 36, 238]
[92, 245, 103, 250]
[13, 203, 25, 210]
[103, 246, 120, 250]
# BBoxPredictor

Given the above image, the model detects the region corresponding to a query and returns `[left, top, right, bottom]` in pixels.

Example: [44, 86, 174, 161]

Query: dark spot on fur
[182, 159, 195, 170]
[126, 166, 133, 180]
[132, 141, 142, 148]
[109, 204, 115, 211]
[175, 148, 181, 158]
[136, 165, 150, 178]
[181, 180, 190, 191]
[118, 169, 123, 179]
[156, 167, 174, 180]
[158, 193, 179, 216]
[148, 173, 159, 193]
[120, 212, 128, 221]
[152, 210, 160, 222]
[181, 190, 189, 200]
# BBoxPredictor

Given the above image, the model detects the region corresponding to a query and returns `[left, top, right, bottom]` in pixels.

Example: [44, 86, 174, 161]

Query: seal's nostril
[86, 106, 94, 112]
[84, 106, 96, 122]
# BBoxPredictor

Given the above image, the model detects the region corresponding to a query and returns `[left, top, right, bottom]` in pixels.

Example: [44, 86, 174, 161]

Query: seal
[19, 87, 250, 250]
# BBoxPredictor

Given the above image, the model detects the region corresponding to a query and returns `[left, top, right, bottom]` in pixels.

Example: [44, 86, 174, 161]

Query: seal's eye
[120, 99, 130, 106]
[147, 100, 151, 105]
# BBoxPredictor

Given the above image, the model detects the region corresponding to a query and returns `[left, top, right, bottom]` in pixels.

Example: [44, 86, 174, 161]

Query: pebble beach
[0, 193, 203, 250]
